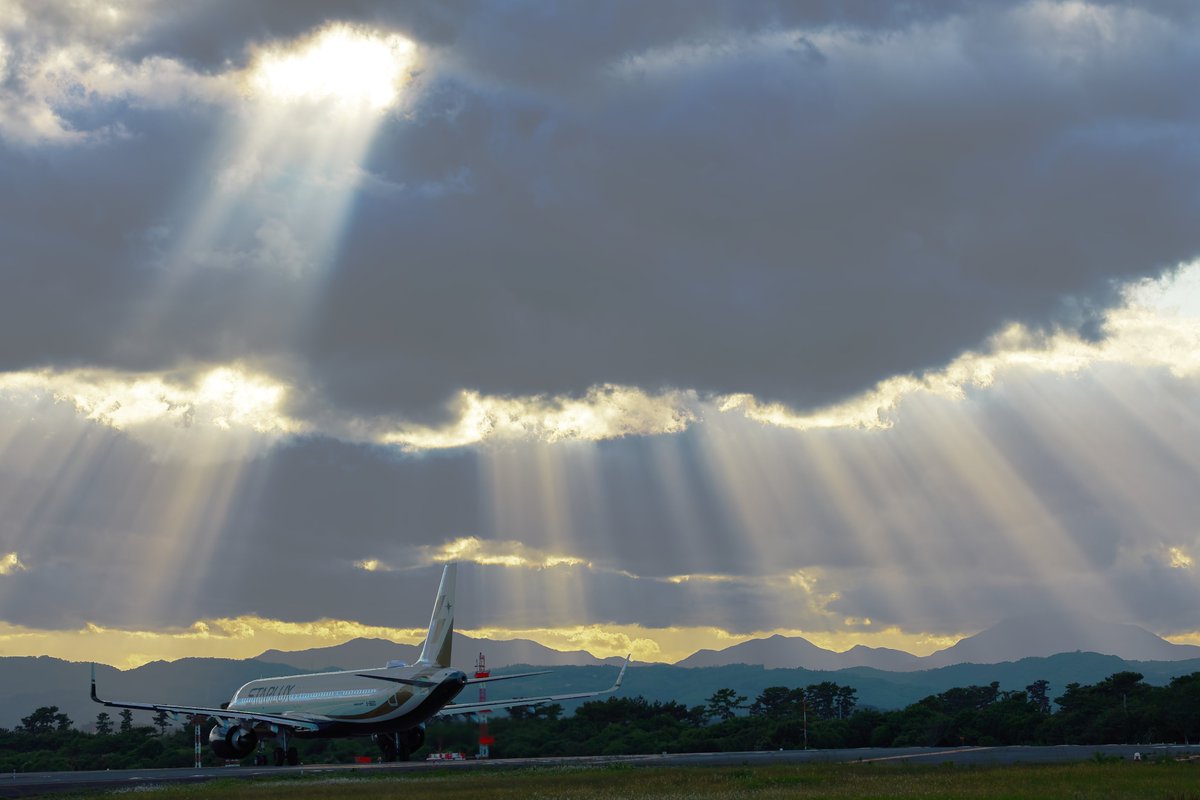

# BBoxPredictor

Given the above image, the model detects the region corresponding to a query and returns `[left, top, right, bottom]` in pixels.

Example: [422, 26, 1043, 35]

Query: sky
[1, 0, 1199, 670]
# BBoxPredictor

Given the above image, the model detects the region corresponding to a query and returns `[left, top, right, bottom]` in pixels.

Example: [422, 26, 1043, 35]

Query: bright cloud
[376, 386, 698, 450]
[1167, 547, 1193, 570]
[0, 553, 27, 576]
[247, 23, 415, 112]
[0, 32, 231, 145]
[355, 537, 592, 572]
[0, 366, 301, 435]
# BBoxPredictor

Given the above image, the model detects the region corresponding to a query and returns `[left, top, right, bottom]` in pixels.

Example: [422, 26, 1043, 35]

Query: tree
[835, 685, 858, 719]
[1026, 679, 1051, 713]
[704, 688, 746, 722]
[119, 709, 134, 733]
[153, 710, 170, 736]
[749, 686, 802, 718]
[805, 682, 850, 720]
[95, 712, 114, 735]
[18, 706, 71, 734]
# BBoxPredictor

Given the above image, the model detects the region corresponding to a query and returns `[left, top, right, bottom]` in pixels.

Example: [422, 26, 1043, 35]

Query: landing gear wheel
[374, 733, 398, 763]
[273, 747, 285, 766]
[286, 746, 299, 766]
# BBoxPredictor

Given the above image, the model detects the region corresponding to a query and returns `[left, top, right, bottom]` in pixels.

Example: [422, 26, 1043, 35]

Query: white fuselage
[227, 664, 468, 736]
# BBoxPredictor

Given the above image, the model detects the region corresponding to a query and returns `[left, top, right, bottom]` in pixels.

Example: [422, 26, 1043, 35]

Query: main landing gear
[272, 746, 299, 766]
[255, 733, 299, 766]
[374, 727, 425, 762]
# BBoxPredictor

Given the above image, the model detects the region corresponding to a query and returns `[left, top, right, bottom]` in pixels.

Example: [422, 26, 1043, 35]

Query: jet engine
[209, 724, 258, 759]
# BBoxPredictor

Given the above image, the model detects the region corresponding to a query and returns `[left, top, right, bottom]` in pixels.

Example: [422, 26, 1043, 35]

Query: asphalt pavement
[2, 743, 1195, 798]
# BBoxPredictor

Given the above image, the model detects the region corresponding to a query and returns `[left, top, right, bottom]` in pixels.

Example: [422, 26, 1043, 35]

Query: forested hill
[4, 651, 1200, 731]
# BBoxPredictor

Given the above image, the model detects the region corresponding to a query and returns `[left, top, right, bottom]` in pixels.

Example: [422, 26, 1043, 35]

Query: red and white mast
[475, 651, 494, 758]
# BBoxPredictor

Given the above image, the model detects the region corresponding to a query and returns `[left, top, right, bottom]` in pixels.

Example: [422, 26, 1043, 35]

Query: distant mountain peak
[676, 634, 923, 671]
[923, 612, 1200, 667]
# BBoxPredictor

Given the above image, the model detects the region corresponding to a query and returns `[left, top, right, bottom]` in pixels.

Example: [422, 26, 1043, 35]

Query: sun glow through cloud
[248, 24, 415, 112]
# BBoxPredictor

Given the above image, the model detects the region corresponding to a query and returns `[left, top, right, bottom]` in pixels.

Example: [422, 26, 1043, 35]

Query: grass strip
[94, 761, 1199, 800]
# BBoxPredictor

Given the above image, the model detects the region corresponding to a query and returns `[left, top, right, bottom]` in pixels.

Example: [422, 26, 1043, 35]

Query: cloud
[0, 553, 27, 576]
[3, 1, 1199, 424]
[372, 386, 698, 450]
[1166, 547, 1193, 570]
[6, 262, 1198, 457]
[3, 1, 1200, 660]
[0, 11, 232, 145]
[719, 269, 1200, 432]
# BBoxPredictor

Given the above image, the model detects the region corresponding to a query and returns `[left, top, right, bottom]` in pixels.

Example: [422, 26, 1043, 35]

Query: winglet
[613, 654, 630, 691]
[90, 663, 100, 703]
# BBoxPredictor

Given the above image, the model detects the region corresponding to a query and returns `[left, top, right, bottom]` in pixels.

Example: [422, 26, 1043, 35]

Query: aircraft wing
[90, 664, 323, 732]
[465, 669, 551, 684]
[439, 656, 628, 716]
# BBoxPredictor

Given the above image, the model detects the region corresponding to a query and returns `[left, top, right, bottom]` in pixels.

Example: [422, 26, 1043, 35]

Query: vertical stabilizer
[418, 563, 456, 667]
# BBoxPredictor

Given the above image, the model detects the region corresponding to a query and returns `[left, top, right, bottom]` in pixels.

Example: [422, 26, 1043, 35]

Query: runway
[1, 744, 1194, 797]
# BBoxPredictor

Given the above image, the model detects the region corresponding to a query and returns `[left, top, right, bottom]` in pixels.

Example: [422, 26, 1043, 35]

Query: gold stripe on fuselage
[228, 666, 442, 722]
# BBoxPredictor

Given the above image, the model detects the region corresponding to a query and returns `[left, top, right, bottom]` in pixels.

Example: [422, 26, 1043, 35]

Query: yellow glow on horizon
[248, 24, 415, 112]
[1166, 631, 1200, 647]
[0, 617, 968, 669]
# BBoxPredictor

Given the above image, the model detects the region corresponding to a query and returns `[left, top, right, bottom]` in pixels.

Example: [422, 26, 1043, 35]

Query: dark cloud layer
[3, 1, 1200, 421]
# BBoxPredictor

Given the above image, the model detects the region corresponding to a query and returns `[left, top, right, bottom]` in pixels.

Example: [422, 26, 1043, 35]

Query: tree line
[423, 671, 1200, 757]
[2, 670, 1197, 770]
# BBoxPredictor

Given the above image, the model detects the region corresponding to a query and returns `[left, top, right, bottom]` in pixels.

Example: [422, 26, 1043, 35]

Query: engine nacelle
[405, 725, 425, 752]
[209, 724, 258, 759]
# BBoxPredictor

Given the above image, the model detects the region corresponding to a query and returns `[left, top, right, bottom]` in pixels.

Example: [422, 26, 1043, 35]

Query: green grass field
[92, 761, 1199, 799]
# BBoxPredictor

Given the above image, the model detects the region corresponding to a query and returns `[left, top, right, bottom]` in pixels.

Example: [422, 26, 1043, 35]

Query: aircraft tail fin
[418, 563, 456, 667]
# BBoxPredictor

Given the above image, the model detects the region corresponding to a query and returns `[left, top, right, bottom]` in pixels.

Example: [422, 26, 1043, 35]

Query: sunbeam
[5, 2, 1200, 674]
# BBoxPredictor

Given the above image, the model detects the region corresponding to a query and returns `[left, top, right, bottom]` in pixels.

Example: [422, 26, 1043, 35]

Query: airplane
[91, 563, 628, 765]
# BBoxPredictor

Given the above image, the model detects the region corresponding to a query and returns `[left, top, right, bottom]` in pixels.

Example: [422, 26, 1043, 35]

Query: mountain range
[3, 614, 1198, 730]
[676, 613, 1200, 670]
[256, 632, 626, 673]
